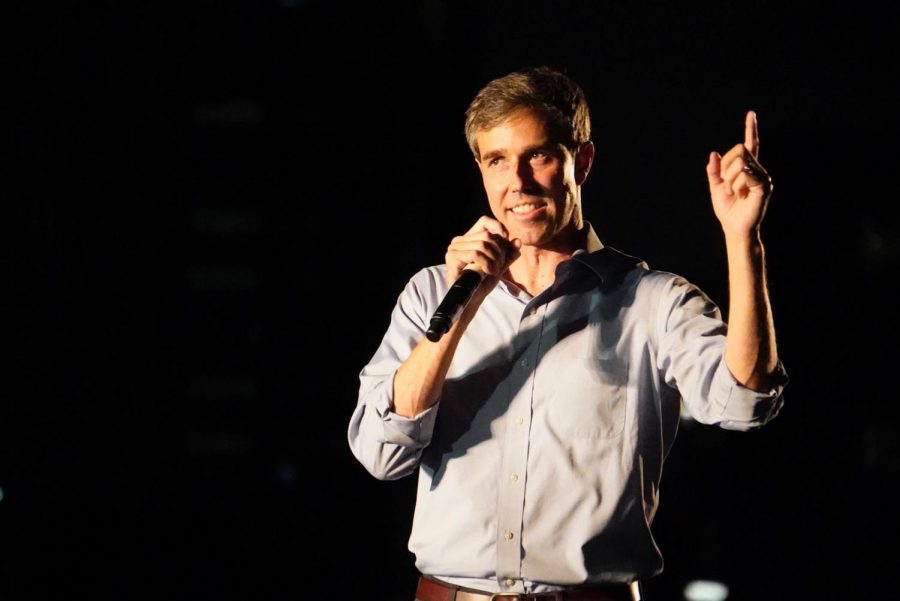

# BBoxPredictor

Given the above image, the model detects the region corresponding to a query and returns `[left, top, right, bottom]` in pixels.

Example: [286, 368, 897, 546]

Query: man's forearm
[723, 231, 779, 391]
[391, 294, 484, 418]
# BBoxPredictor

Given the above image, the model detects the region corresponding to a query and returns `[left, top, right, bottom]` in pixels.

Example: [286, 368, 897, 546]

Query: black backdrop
[6, 1, 899, 600]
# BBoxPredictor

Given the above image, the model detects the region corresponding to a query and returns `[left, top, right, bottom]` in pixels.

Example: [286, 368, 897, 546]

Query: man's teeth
[511, 203, 539, 214]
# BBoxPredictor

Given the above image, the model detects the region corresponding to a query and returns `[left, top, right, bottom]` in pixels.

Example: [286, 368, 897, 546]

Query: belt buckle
[489, 593, 524, 601]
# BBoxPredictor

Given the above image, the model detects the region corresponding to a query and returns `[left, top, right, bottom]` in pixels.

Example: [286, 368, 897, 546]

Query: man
[348, 66, 787, 601]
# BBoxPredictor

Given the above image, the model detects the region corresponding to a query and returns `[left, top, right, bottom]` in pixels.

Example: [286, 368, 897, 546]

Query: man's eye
[488, 157, 503, 167]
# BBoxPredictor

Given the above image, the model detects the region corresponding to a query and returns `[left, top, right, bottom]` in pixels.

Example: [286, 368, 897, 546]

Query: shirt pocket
[549, 357, 628, 439]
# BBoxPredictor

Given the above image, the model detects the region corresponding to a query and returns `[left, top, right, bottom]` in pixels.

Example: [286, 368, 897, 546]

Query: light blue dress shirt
[348, 229, 787, 594]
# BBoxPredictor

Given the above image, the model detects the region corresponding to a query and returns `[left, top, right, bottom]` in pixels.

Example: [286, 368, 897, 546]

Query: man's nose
[509, 159, 534, 193]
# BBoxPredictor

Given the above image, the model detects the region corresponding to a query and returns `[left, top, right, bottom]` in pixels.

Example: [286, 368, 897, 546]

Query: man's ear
[574, 141, 595, 185]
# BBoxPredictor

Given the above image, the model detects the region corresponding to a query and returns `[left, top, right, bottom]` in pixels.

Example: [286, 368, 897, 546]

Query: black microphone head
[425, 317, 449, 342]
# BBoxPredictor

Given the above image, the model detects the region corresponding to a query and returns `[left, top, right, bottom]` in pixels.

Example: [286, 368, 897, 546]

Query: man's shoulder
[574, 246, 647, 286]
[401, 264, 450, 301]
[579, 247, 700, 294]
[409, 264, 447, 286]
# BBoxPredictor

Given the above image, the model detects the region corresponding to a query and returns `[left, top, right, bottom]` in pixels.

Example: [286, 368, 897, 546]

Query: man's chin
[511, 232, 549, 248]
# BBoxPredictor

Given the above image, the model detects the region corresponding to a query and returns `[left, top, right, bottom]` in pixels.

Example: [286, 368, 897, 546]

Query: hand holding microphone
[426, 217, 519, 342]
[425, 264, 485, 342]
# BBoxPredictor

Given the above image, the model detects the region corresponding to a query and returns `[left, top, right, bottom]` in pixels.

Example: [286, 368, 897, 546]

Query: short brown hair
[464, 66, 591, 159]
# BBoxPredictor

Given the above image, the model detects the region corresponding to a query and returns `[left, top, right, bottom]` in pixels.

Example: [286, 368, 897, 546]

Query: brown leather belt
[415, 575, 640, 601]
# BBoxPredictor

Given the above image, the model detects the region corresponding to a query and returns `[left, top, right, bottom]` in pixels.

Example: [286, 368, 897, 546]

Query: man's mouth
[509, 202, 544, 215]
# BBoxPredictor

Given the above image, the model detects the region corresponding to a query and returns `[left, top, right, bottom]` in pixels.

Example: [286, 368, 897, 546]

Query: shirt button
[520, 357, 528, 368]
[504, 530, 514, 541]
[515, 416, 524, 426]
[504, 579, 515, 587]
[510, 473, 519, 482]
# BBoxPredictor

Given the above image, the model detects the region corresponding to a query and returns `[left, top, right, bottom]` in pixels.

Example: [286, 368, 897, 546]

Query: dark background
[5, 1, 899, 600]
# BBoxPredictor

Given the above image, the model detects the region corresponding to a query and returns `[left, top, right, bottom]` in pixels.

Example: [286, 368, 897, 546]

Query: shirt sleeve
[653, 273, 787, 431]
[347, 268, 444, 480]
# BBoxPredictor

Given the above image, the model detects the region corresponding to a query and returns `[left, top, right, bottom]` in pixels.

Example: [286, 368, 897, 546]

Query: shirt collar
[499, 223, 646, 300]
[566, 222, 647, 287]
[572, 223, 604, 255]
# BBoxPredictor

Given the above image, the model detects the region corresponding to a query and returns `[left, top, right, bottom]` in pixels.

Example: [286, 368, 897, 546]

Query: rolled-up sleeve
[706, 358, 787, 430]
[654, 274, 787, 431]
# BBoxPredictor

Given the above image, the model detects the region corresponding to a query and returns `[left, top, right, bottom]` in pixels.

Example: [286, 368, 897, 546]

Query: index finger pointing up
[744, 110, 760, 159]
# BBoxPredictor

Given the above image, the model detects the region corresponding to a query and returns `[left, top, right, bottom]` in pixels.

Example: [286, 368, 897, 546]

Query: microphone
[425, 265, 485, 342]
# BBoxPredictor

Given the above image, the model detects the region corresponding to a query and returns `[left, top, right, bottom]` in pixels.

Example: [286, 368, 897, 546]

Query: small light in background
[0, 485, 4, 503]
[274, 461, 298, 488]
[684, 579, 729, 601]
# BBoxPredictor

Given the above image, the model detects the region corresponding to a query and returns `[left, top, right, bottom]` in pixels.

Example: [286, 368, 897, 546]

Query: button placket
[496, 307, 540, 584]
[496, 359, 531, 583]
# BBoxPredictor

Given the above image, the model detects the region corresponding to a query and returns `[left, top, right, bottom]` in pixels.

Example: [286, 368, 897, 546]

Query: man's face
[475, 108, 588, 248]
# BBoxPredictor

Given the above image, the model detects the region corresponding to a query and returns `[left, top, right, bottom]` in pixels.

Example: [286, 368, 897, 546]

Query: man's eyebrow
[480, 143, 554, 162]
[523, 142, 555, 154]
[480, 148, 505, 162]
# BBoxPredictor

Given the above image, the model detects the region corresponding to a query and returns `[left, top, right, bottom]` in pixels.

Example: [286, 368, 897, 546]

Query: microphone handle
[425, 268, 484, 342]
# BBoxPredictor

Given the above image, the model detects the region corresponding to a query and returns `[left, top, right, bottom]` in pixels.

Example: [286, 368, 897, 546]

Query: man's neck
[505, 226, 588, 296]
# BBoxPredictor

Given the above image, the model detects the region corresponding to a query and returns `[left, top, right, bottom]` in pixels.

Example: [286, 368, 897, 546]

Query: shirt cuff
[715, 360, 788, 430]
[372, 378, 439, 447]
